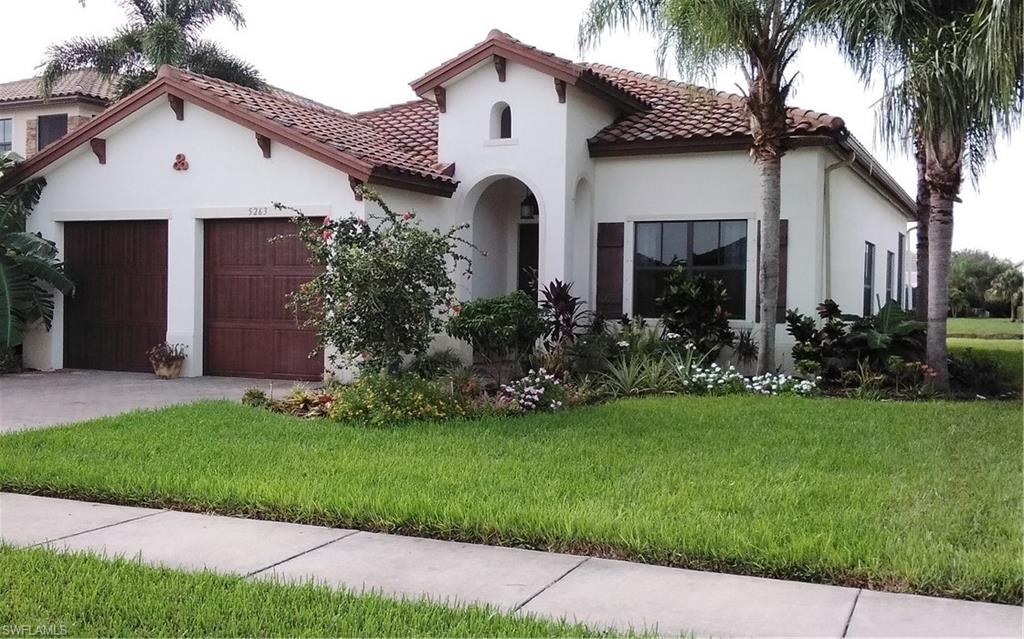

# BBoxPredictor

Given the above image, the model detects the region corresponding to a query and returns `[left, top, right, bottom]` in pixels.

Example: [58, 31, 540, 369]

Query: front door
[517, 222, 539, 297]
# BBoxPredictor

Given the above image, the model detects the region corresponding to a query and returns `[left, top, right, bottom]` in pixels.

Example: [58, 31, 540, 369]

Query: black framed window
[886, 251, 895, 303]
[863, 242, 876, 315]
[634, 220, 747, 319]
[897, 233, 905, 308]
[0, 119, 11, 152]
[37, 114, 68, 150]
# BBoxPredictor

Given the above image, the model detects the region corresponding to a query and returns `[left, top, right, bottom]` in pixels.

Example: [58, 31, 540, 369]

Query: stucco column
[165, 213, 203, 377]
[538, 188, 570, 292]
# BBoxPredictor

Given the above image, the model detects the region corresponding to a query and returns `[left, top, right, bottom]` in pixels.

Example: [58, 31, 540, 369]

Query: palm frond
[578, 0, 666, 52]
[141, 16, 188, 67]
[173, 0, 247, 33]
[185, 40, 266, 90]
[38, 28, 145, 98]
[117, 0, 158, 26]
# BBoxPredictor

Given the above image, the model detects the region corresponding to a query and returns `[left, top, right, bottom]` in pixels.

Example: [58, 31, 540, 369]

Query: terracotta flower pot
[152, 358, 185, 379]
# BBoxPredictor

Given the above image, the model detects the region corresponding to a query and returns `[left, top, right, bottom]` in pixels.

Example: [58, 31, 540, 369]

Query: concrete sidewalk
[1, 493, 1020, 637]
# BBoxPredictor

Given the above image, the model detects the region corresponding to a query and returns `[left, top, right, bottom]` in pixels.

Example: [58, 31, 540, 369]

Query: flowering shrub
[498, 368, 568, 412]
[683, 363, 748, 395]
[745, 372, 818, 396]
[282, 189, 473, 374]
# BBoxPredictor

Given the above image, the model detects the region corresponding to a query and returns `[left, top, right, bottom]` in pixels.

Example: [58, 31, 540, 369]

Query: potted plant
[147, 342, 187, 379]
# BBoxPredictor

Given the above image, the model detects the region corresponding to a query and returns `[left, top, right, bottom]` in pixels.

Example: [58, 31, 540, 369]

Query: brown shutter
[596, 222, 624, 317]
[755, 219, 788, 323]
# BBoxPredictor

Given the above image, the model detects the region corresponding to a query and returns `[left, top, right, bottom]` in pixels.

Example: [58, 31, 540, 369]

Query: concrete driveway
[0, 369, 295, 432]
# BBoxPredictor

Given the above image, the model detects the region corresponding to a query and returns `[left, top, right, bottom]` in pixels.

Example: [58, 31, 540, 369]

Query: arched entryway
[469, 176, 541, 300]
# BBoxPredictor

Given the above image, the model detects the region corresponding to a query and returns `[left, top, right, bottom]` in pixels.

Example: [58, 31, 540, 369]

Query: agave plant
[0, 152, 74, 349]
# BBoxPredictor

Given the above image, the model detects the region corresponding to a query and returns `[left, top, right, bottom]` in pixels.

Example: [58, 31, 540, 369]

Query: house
[0, 70, 115, 159]
[1, 30, 914, 380]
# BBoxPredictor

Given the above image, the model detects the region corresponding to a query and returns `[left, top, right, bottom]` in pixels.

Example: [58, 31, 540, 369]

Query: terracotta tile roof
[170, 68, 455, 187]
[585, 64, 846, 146]
[0, 69, 117, 105]
[354, 100, 440, 167]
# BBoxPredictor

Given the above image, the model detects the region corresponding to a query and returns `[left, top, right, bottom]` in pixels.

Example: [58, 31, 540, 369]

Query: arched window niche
[490, 102, 512, 139]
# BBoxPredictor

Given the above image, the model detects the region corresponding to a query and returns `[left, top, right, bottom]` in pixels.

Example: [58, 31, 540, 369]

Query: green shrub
[406, 349, 465, 379]
[241, 387, 268, 408]
[329, 373, 465, 426]
[598, 352, 678, 398]
[659, 273, 736, 359]
[446, 291, 544, 365]
[949, 349, 1017, 397]
[285, 190, 473, 374]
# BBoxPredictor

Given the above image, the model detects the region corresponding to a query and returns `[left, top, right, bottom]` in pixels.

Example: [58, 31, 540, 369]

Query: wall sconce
[520, 193, 538, 220]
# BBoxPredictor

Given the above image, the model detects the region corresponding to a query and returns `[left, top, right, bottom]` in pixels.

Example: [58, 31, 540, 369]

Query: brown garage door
[204, 218, 321, 380]
[63, 221, 168, 372]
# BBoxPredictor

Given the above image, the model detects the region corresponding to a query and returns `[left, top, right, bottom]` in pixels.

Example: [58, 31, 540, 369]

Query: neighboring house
[1, 30, 913, 379]
[0, 70, 116, 158]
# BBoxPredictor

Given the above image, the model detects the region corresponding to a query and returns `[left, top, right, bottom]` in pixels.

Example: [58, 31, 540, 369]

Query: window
[633, 220, 747, 319]
[897, 233, 905, 308]
[0, 118, 11, 153]
[37, 114, 68, 151]
[886, 250, 895, 303]
[863, 242, 876, 315]
[489, 102, 512, 139]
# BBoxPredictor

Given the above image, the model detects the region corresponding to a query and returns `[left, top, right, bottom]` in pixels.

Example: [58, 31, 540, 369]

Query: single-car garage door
[63, 220, 168, 372]
[204, 218, 321, 380]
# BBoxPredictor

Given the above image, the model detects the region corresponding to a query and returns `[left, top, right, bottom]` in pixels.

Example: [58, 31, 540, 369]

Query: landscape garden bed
[1, 395, 1019, 604]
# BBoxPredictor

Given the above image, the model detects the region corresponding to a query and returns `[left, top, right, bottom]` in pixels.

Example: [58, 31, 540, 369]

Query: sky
[4, 0, 1021, 262]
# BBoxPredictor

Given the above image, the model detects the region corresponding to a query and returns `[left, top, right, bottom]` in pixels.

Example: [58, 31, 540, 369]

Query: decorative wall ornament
[172, 153, 189, 171]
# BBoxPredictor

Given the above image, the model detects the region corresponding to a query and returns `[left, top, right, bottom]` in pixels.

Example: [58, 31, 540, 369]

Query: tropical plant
[786, 299, 925, 385]
[599, 352, 678, 397]
[580, 0, 829, 374]
[539, 279, 589, 347]
[948, 288, 970, 318]
[985, 266, 1023, 321]
[446, 290, 545, 374]
[42, 0, 264, 99]
[658, 271, 736, 359]
[823, 0, 1024, 389]
[0, 152, 74, 351]
[145, 341, 187, 365]
[285, 189, 473, 375]
[498, 368, 569, 412]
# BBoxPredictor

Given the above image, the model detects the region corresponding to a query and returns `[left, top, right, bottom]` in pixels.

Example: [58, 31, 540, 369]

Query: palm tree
[42, 0, 264, 99]
[985, 266, 1023, 322]
[825, 0, 1023, 389]
[579, 0, 826, 374]
[0, 153, 75, 350]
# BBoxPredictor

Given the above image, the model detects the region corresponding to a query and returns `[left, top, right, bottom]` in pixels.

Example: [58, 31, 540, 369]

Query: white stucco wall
[23, 97, 363, 376]
[829, 165, 913, 316]
[592, 148, 825, 360]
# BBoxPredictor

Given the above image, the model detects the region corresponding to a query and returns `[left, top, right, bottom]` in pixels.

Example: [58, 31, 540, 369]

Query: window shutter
[596, 222, 624, 318]
[755, 219, 788, 323]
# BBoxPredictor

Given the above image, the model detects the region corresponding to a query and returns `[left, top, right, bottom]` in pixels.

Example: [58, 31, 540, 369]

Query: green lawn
[947, 317, 1023, 339]
[0, 546, 608, 638]
[949, 337, 1023, 389]
[1, 397, 1020, 603]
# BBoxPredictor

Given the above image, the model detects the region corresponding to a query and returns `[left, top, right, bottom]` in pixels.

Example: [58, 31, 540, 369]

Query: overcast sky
[4, 0, 1021, 261]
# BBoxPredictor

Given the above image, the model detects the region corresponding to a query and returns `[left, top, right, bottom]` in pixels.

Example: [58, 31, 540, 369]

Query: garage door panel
[64, 221, 168, 373]
[204, 219, 321, 380]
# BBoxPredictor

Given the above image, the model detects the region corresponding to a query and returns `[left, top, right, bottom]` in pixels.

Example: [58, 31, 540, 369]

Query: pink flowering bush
[279, 189, 473, 374]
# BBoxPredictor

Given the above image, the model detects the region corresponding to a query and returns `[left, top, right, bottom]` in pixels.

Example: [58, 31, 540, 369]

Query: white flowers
[682, 364, 817, 397]
[499, 368, 567, 412]
[744, 372, 817, 396]
[616, 340, 630, 348]
[665, 332, 681, 341]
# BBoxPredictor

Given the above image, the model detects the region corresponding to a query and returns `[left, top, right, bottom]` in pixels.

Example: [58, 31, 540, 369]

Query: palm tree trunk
[924, 133, 963, 391]
[756, 155, 781, 375]
[914, 137, 929, 321]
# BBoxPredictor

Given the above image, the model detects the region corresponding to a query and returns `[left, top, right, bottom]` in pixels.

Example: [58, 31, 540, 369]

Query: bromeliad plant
[281, 188, 473, 375]
[0, 152, 74, 351]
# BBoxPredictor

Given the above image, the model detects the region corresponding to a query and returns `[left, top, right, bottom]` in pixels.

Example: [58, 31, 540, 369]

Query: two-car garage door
[62, 218, 320, 379]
